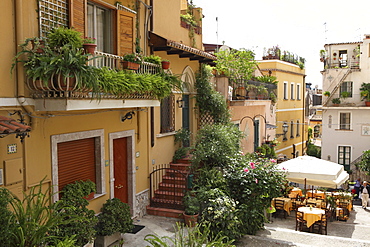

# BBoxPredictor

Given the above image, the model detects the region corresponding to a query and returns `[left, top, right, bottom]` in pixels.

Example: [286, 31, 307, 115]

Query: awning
[278, 155, 349, 188]
[266, 123, 277, 129]
[149, 32, 216, 65]
[0, 116, 31, 140]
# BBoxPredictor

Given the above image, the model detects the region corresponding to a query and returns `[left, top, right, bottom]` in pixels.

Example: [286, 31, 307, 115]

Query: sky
[192, 0, 370, 88]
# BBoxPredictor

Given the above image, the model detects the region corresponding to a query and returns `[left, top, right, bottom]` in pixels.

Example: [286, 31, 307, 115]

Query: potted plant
[183, 191, 200, 227]
[341, 91, 350, 100]
[49, 180, 98, 247]
[95, 198, 134, 247]
[122, 53, 141, 70]
[47, 26, 84, 50]
[360, 82, 370, 106]
[83, 37, 97, 54]
[161, 59, 171, 69]
[323, 91, 330, 97]
[332, 98, 341, 106]
[256, 85, 268, 99]
[52, 45, 100, 92]
[143, 55, 161, 66]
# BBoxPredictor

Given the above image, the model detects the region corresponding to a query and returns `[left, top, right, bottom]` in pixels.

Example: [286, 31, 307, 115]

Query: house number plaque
[7, 144, 17, 154]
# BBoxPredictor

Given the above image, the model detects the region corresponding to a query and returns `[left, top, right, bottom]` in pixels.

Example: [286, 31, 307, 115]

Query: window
[290, 83, 295, 99]
[340, 81, 353, 97]
[283, 82, 288, 100]
[38, 0, 69, 37]
[338, 146, 351, 171]
[51, 129, 105, 201]
[314, 125, 320, 138]
[339, 50, 348, 67]
[296, 120, 300, 137]
[160, 95, 175, 133]
[339, 112, 351, 130]
[296, 84, 301, 100]
[87, 2, 113, 53]
[290, 121, 294, 138]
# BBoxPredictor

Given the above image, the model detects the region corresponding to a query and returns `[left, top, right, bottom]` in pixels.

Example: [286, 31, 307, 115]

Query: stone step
[154, 190, 185, 201]
[169, 163, 191, 171]
[149, 197, 184, 211]
[146, 206, 184, 219]
[162, 176, 187, 185]
[159, 183, 187, 193]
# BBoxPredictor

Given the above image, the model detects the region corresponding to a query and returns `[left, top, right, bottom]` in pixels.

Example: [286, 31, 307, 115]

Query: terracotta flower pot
[183, 213, 198, 227]
[161, 61, 170, 69]
[31, 39, 45, 53]
[83, 43, 97, 54]
[365, 101, 370, 106]
[122, 61, 140, 70]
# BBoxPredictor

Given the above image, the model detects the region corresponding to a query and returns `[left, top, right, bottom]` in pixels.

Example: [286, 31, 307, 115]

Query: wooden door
[113, 137, 128, 203]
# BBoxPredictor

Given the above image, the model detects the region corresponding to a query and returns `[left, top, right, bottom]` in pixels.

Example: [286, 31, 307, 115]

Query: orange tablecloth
[298, 207, 325, 227]
[307, 190, 326, 199]
[272, 197, 292, 215]
[289, 188, 303, 197]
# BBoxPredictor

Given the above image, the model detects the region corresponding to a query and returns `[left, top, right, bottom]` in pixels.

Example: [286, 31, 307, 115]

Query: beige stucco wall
[258, 60, 307, 159]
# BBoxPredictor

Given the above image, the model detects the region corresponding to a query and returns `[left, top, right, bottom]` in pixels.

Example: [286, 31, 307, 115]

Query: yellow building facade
[0, 0, 214, 217]
[258, 60, 307, 159]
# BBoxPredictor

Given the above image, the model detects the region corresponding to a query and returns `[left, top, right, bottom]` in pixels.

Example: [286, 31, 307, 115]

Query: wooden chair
[313, 213, 327, 235]
[273, 199, 287, 219]
[306, 202, 317, 208]
[336, 201, 349, 221]
[295, 211, 307, 231]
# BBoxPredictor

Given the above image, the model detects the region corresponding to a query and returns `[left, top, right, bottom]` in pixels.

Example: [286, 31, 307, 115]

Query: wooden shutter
[117, 10, 136, 55]
[57, 137, 96, 192]
[69, 0, 86, 35]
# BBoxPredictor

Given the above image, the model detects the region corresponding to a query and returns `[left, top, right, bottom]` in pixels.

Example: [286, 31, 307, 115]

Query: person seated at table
[360, 181, 370, 209]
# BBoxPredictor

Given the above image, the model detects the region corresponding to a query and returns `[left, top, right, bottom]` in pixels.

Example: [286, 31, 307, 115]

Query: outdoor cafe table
[307, 190, 326, 199]
[289, 188, 302, 198]
[272, 197, 292, 215]
[298, 207, 325, 228]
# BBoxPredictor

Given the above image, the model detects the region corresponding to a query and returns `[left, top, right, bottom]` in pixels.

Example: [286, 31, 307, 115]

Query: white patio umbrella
[278, 155, 349, 188]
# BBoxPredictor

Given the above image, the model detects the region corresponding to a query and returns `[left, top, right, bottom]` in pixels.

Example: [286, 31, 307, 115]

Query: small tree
[215, 49, 257, 82]
[359, 150, 370, 175]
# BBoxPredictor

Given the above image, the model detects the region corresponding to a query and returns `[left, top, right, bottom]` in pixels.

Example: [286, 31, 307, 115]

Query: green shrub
[0, 188, 14, 246]
[49, 180, 97, 246]
[144, 222, 235, 247]
[47, 27, 83, 49]
[96, 198, 133, 236]
[191, 123, 242, 168]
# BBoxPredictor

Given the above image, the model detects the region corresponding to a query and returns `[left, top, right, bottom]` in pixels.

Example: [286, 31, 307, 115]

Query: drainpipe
[302, 75, 306, 156]
[14, 0, 35, 191]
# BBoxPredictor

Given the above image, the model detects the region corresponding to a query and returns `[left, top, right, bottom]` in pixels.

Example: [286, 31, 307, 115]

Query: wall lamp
[176, 97, 185, 108]
[276, 122, 289, 141]
[121, 111, 135, 122]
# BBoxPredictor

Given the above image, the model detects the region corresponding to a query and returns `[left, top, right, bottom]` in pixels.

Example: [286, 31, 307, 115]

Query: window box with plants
[183, 191, 200, 227]
[360, 82, 370, 106]
[12, 27, 99, 93]
[95, 198, 134, 247]
[122, 54, 141, 70]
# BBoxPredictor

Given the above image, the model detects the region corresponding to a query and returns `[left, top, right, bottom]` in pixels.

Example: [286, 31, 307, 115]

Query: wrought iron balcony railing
[28, 51, 161, 99]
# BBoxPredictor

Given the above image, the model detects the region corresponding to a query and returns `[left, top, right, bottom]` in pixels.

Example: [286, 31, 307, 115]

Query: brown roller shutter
[57, 137, 96, 192]
[117, 10, 136, 55]
[69, 0, 86, 35]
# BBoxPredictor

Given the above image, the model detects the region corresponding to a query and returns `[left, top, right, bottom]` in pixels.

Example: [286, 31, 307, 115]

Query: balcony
[325, 58, 360, 70]
[229, 79, 277, 102]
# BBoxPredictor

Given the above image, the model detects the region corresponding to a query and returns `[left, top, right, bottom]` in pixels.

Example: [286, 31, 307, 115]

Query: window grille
[160, 95, 175, 133]
[38, 0, 69, 38]
[339, 112, 350, 130]
[338, 146, 351, 171]
[340, 81, 353, 97]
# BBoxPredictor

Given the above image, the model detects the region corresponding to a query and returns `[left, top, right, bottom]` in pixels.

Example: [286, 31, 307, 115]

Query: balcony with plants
[214, 48, 277, 103]
[262, 46, 305, 69]
[12, 27, 181, 103]
[321, 45, 361, 70]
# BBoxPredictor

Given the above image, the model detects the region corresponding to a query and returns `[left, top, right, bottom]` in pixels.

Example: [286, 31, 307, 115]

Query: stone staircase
[146, 158, 191, 218]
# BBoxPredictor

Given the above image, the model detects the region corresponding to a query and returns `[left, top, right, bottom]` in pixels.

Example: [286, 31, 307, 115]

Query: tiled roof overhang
[0, 116, 31, 136]
[149, 32, 216, 65]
